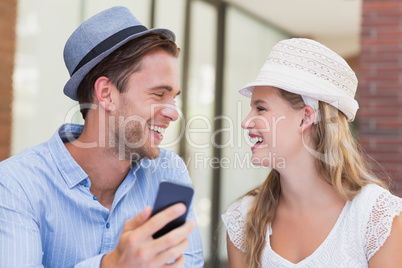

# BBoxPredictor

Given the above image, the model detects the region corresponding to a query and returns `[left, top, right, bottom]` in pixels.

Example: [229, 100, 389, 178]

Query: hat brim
[63, 28, 175, 101]
[239, 65, 359, 121]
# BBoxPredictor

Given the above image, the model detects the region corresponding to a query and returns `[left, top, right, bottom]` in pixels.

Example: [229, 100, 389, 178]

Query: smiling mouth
[250, 136, 263, 145]
[148, 125, 166, 136]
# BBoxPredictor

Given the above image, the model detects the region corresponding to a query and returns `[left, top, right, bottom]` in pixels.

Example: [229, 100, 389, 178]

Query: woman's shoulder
[350, 183, 402, 260]
[222, 195, 254, 228]
[351, 184, 401, 213]
[221, 195, 255, 252]
[349, 183, 401, 229]
[224, 195, 254, 215]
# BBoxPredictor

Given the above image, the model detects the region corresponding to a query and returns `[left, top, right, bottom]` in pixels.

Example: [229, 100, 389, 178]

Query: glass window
[84, 1, 150, 27]
[185, 0, 217, 260]
[13, 0, 82, 154]
[219, 6, 290, 260]
[13, 0, 151, 154]
[154, 0, 186, 153]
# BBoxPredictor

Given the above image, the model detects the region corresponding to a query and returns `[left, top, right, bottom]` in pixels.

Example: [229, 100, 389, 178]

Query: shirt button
[93, 196, 98, 200]
[106, 222, 110, 229]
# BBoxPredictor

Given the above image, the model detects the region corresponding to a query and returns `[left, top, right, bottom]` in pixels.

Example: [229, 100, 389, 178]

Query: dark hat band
[71, 25, 147, 75]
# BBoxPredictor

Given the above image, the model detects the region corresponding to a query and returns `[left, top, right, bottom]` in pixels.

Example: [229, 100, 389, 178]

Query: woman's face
[241, 86, 303, 168]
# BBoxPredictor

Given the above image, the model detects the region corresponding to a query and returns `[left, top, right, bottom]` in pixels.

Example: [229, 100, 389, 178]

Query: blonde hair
[242, 89, 388, 268]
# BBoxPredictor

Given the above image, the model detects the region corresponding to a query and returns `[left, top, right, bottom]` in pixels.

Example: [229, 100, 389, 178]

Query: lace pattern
[364, 191, 402, 260]
[221, 196, 253, 252]
[267, 40, 356, 97]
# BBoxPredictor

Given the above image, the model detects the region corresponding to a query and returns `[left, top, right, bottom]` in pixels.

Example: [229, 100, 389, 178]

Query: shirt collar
[49, 123, 89, 188]
[49, 123, 144, 189]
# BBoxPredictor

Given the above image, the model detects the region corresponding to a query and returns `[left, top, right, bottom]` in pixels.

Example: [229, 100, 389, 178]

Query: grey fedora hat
[63, 6, 175, 100]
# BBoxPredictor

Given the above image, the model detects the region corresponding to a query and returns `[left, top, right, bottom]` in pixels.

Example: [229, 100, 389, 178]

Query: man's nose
[160, 103, 179, 122]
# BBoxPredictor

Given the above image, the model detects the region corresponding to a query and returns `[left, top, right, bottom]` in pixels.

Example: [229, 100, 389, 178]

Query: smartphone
[150, 181, 194, 239]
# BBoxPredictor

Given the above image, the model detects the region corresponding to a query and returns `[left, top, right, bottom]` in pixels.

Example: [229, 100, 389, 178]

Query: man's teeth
[149, 125, 166, 134]
[250, 136, 263, 144]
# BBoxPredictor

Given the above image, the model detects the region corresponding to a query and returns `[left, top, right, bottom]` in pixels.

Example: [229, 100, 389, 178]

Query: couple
[0, 6, 400, 268]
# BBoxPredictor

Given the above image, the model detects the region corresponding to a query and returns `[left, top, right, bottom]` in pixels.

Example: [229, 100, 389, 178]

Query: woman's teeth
[149, 125, 166, 135]
[250, 136, 263, 144]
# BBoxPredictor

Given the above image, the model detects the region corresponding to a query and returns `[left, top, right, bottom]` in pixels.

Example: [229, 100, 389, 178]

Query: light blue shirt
[0, 124, 204, 267]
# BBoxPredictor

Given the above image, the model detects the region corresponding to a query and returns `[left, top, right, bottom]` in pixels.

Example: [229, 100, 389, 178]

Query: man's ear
[94, 76, 115, 112]
[299, 105, 315, 132]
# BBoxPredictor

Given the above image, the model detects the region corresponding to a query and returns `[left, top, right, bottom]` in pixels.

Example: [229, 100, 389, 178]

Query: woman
[221, 38, 402, 268]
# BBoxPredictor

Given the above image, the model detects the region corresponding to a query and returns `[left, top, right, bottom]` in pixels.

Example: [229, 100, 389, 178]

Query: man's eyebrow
[150, 86, 181, 96]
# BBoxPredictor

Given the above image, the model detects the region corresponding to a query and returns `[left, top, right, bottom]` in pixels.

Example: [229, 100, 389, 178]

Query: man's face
[111, 49, 180, 161]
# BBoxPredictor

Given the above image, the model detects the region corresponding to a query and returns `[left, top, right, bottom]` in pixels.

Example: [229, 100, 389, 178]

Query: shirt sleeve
[221, 196, 253, 252]
[183, 207, 204, 268]
[364, 189, 402, 260]
[0, 175, 44, 267]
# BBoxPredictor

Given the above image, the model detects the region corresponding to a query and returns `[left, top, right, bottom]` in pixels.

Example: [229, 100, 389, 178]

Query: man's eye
[153, 93, 164, 97]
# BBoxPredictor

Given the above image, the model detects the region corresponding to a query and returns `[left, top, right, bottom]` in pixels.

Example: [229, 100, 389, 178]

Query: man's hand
[101, 203, 195, 268]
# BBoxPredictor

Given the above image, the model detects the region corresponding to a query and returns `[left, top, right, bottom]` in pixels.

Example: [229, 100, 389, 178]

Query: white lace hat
[239, 38, 359, 122]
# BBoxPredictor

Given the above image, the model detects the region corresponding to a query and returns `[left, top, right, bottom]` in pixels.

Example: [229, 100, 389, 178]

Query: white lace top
[221, 184, 402, 267]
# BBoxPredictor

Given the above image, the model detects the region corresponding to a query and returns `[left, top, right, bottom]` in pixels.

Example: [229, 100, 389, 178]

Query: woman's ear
[299, 105, 316, 132]
[94, 76, 115, 112]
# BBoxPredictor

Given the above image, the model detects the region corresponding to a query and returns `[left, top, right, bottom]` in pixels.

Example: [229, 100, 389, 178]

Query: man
[0, 6, 203, 267]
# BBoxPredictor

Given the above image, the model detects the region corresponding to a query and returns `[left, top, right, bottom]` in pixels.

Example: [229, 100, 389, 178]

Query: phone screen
[150, 181, 194, 239]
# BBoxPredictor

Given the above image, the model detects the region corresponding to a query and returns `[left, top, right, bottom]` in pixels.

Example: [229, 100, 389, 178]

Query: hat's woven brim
[239, 64, 359, 121]
[63, 28, 175, 101]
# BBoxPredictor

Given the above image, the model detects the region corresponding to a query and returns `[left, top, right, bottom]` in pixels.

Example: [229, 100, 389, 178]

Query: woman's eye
[256, 106, 266, 112]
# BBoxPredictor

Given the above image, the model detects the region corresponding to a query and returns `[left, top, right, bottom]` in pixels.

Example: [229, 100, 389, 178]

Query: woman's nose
[241, 112, 255, 129]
